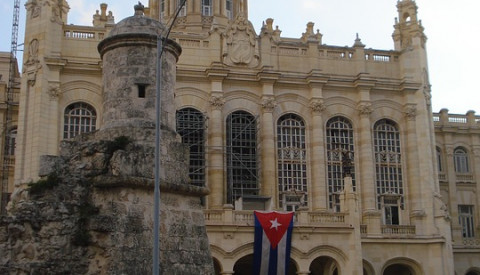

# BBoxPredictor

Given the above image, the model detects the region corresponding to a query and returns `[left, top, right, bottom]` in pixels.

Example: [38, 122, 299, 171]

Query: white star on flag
[270, 218, 282, 230]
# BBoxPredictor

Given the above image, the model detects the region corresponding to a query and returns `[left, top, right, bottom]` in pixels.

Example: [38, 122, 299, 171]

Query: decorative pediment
[222, 12, 260, 68]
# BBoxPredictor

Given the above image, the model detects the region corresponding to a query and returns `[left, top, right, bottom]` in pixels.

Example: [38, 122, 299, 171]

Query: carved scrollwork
[209, 96, 225, 110]
[48, 82, 61, 100]
[404, 105, 417, 121]
[357, 102, 373, 116]
[310, 100, 326, 114]
[261, 98, 276, 112]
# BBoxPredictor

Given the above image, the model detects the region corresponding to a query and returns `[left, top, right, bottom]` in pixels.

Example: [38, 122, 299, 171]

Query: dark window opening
[137, 84, 147, 98]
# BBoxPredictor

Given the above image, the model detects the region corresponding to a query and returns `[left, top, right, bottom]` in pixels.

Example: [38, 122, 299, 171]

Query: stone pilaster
[309, 99, 326, 211]
[260, 96, 276, 206]
[208, 94, 225, 209]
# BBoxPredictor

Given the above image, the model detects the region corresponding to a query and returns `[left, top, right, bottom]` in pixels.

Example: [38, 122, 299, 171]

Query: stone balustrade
[381, 225, 416, 236]
[434, 109, 479, 127]
[63, 26, 106, 41]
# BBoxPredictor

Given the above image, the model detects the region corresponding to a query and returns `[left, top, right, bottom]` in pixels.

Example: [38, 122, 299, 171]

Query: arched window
[63, 102, 97, 139]
[326, 116, 355, 212]
[277, 114, 307, 211]
[454, 147, 470, 173]
[374, 119, 403, 225]
[202, 0, 212, 16]
[6, 128, 17, 156]
[226, 111, 258, 203]
[176, 108, 206, 187]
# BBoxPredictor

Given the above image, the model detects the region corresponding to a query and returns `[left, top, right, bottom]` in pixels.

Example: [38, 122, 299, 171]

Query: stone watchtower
[1, 4, 214, 274]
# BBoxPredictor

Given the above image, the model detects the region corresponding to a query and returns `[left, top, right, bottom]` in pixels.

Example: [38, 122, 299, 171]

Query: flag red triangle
[254, 211, 294, 249]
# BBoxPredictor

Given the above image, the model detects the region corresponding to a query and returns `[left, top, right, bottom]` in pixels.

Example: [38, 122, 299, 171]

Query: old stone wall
[0, 126, 214, 274]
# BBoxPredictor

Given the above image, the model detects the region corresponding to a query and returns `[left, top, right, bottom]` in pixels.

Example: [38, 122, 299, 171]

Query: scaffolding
[1, 0, 21, 214]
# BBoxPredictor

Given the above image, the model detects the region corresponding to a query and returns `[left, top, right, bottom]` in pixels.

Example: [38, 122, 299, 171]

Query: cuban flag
[253, 211, 294, 275]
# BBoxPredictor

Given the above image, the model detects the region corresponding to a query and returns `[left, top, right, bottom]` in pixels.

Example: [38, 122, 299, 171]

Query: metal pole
[153, 35, 162, 275]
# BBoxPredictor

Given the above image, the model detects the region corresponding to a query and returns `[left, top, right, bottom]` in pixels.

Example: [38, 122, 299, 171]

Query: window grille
[326, 116, 355, 211]
[6, 128, 17, 156]
[374, 119, 403, 209]
[226, 111, 258, 203]
[277, 114, 307, 209]
[202, 0, 212, 16]
[459, 205, 475, 238]
[63, 102, 97, 139]
[177, 0, 187, 17]
[176, 108, 206, 187]
[436, 147, 443, 172]
[454, 147, 470, 173]
[226, 0, 233, 19]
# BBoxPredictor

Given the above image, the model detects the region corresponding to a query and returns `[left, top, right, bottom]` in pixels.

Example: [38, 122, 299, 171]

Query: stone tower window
[277, 113, 307, 210]
[137, 84, 147, 98]
[63, 102, 97, 139]
[374, 119, 404, 211]
[176, 108, 206, 187]
[454, 147, 470, 173]
[226, 111, 258, 204]
[326, 116, 355, 211]
[436, 146, 443, 172]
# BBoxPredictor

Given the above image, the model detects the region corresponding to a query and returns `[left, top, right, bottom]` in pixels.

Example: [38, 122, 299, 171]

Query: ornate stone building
[1, 0, 479, 274]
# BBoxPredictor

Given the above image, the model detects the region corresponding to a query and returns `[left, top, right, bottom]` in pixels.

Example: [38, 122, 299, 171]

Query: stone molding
[261, 98, 276, 113]
[48, 82, 61, 100]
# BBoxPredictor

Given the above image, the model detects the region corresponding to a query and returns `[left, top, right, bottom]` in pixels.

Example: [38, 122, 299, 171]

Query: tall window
[6, 128, 17, 156]
[226, 111, 258, 204]
[177, 0, 187, 17]
[226, 0, 233, 19]
[63, 102, 97, 139]
[176, 108, 206, 187]
[374, 119, 403, 224]
[277, 114, 307, 210]
[202, 0, 212, 16]
[160, 0, 165, 17]
[454, 147, 470, 173]
[326, 117, 355, 211]
[459, 205, 475, 238]
[436, 146, 443, 172]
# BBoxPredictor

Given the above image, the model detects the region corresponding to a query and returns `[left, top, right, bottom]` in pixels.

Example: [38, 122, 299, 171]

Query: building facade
[1, 0, 479, 274]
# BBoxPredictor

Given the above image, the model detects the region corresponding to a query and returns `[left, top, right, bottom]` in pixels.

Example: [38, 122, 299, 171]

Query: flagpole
[153, 1, 187, 274]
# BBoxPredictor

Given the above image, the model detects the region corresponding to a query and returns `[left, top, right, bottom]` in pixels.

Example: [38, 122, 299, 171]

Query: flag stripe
[260, 230, 270, 274]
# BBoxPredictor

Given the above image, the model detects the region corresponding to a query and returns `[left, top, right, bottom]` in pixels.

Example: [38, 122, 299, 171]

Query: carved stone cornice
[357, 102, 373, 117]
[209, 96, 225, 110]
[310, 99, 326, 114]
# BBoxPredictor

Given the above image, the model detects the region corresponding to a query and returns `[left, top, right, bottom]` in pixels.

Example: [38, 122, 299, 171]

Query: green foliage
[28, 173, 60, 194]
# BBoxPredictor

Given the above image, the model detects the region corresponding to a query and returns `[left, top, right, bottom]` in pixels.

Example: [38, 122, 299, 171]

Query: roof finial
[134, 1, 145, 16]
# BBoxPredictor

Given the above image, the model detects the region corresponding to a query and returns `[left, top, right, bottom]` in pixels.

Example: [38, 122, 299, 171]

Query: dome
[106, 2, 166, 38]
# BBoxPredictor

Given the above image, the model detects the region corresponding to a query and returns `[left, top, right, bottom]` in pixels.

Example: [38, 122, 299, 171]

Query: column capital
[48, 81, 61, 100]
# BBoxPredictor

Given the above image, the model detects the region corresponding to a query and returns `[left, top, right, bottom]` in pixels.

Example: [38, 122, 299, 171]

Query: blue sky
[1, 0, 478, 114]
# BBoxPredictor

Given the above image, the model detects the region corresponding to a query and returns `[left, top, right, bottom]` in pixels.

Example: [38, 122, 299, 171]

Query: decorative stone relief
[48, 82, 61, 100]
[24, 39, 42, 87]
[446, 146, 454, 157]
[261, 98, 276, 113]
[26, 0, 42, 18]
[209, 96, 225, 110]
[310, 100, 326, 114]
[404, 105, 417, 121]
[222, 12, 260, 68]
[357, 102, 373, 116]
